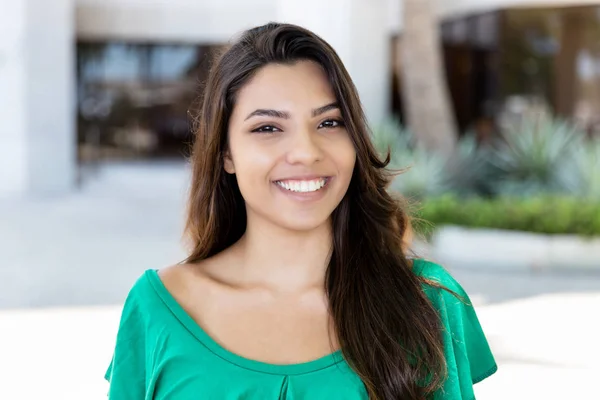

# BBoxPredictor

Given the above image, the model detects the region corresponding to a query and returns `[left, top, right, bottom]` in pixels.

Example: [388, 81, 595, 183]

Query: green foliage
[371, 115, 600, 200]
[371, 115, 600, 236]
[371, 118, 449, 199]
[444, 131, 496, 196]
[418, 194, 600, 237]
[370, 118, 408, 157]
[565, 137, 600, 199]
[489, 116, 586, 197]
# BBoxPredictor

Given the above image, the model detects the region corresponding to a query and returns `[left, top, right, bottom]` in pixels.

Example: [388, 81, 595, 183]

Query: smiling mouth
[274, 177, 330, 193]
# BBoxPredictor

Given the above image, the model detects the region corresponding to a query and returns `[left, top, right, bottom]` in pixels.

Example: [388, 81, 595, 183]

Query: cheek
[230, 142, 276, 187]
[334, 138, 357, 178]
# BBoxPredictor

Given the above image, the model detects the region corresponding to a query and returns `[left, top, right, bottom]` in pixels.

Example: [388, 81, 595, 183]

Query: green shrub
[444, 132, 496, 196]
[489, 116, 586, 197]
[372, 115, 600, 199]
[371, 118, 449, 199]
[370, 117, 408, 157]
[566, 137, 600, 199]
[416, 194, 600, 237]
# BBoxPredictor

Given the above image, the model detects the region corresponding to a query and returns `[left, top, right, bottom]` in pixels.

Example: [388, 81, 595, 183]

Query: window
[77, 42, 220, 161]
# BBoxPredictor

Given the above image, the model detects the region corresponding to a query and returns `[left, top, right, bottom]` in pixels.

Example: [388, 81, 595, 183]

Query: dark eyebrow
[245, 109, 291, 121]
[312, 102, 339, 117]
[244, 102, 340, 121]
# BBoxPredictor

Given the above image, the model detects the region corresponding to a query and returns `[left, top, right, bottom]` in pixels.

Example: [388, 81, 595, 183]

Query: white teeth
[276, 178, 327, 193]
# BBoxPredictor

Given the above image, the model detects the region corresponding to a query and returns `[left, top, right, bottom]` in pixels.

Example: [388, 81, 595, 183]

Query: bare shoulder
[157, 263, 199, 292]
[154, 262, 217, 315]
[157, 250, 239, 297]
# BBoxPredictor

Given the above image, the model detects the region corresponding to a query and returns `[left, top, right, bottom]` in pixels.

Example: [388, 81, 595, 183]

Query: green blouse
[105, 259, 497, 399]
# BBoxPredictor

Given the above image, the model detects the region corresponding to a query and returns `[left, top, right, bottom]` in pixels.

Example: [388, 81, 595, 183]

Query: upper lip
[273, 175, 330, 182]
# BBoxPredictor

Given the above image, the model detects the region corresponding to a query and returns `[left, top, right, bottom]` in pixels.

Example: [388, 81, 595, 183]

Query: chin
[279, 217, 330, 232]
[274, 211, 332, 233]
[246, 200, 337, 233]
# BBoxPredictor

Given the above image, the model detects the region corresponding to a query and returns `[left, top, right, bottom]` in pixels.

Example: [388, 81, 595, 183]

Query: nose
[286, 128, 324, 166]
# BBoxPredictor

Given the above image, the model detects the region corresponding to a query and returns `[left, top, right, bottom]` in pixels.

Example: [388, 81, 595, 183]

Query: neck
[231, 216, 333, 292]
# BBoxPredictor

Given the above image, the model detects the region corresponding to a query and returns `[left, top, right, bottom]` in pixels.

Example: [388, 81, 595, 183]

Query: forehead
[233, 61, 336, 113]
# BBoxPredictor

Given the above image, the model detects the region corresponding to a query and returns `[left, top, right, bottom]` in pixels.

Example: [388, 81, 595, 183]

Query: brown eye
[252, 125, 281, 133]
[319, 119, 344, 129]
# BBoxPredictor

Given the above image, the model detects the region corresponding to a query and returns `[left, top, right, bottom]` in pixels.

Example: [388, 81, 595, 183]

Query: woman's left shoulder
[411, 258, 468, 298]
[411, 258, 498, 395]
[410, 257, 485, 330]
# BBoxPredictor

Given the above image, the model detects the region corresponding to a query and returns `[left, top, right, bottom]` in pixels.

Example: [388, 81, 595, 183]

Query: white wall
[0, 1, 27, 196]
[76, 0, 278, 43]
[277, 0, 390, 125]
[346, 0, 391, 125]
[0, 0, 75, 198]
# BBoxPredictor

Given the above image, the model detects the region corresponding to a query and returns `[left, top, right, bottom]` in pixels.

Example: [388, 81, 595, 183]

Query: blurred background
[1, 0, 599, 398]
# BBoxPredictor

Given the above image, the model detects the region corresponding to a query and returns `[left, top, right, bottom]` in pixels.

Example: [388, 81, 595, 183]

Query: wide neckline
[145, 269, 345, 376]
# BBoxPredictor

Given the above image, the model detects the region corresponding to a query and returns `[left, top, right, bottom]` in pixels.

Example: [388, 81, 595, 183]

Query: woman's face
[225, 60, 356, 232]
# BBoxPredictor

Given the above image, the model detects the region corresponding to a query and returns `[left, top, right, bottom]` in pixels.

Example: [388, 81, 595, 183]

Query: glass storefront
[500, 6, 600, 137]
[76, 42, 221, 162]
[394, 5, 600, 141]
[441, 12, 500, 143]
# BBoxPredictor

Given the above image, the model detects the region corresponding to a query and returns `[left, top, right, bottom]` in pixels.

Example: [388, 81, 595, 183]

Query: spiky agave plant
[370, 118, 448, 200]
[370, 117, 407, 157]
[490, 116, 585, 197]
[562, 136, 600, 199]
[443, 131, 496, 196]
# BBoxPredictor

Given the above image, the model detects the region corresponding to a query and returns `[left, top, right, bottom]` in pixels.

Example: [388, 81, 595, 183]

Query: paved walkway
[0, 162, 598, 399]
[0, 162, 190, 309]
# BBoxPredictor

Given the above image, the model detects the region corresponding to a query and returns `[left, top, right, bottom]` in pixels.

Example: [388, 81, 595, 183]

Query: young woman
[105, 23, 497, 399]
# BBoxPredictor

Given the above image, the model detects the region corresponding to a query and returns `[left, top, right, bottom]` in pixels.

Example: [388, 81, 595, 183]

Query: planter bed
[427, 225, 600, 272]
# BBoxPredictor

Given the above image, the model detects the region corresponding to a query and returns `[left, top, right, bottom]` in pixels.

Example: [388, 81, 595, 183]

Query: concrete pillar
[277, 0, 390, 125]
[0, 0, 75, 198]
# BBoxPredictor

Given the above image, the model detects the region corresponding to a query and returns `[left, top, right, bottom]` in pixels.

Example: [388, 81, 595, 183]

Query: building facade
[434, 1, 600, 143]
[2, 0, 599, 198]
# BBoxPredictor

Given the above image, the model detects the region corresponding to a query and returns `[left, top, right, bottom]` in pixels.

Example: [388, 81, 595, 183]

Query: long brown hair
[184, 23, 446, 399]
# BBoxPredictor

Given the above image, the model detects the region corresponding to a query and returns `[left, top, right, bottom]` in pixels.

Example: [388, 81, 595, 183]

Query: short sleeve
[105, 284, 147, 399]
[416, 260, 497, 399]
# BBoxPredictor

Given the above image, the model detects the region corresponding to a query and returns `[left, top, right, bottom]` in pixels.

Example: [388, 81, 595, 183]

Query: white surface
[277, 0, 390, 125]
[0, 162, 189, 308]
[75, 0, 278, 42]
[0, 0, 75, 198]
[0, 306, 119, 400]
[0, 1, 28, 197]
[433, 226, 600, 272]
[473, 291, 599, 400]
